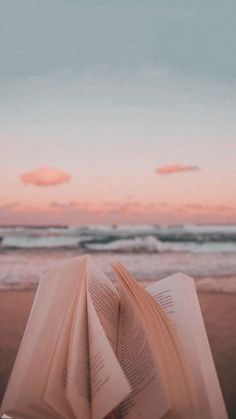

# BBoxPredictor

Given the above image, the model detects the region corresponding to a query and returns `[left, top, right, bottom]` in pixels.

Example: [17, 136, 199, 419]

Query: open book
[1, 255, 228, 419]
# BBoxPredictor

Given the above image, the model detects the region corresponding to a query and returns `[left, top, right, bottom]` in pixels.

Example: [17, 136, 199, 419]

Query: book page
[147, 273, 228, 419]
[1, 255, 131, 419]
[42, 277, 84, 419]
[0, 256, 87, 418]
[112, 263, 196, 419]
[87, 294, 131, 419]
[86, 255, 120, 354]
[113, 269, 170, 419]
[66, 256, 131, 419]
[65, 278, 92, 419]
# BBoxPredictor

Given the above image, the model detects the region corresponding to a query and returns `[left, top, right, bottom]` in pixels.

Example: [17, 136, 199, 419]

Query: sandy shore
[0, 290, 236, 418]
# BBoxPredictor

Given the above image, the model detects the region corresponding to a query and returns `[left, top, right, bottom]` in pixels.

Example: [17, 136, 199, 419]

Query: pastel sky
[1, 0, 236, 225]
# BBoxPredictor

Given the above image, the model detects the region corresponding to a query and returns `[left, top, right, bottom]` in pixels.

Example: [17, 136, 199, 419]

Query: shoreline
[0, 289, 236, 418]
[1, 272, 236, 293]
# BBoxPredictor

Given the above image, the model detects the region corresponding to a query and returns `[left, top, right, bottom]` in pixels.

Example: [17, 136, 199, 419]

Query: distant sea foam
[0, 224, 236, 292]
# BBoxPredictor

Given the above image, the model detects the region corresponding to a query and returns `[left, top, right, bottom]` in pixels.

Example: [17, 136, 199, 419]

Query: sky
[0, 0, 236, 225]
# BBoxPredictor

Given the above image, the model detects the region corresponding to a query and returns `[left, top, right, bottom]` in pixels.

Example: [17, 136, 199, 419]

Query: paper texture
[0, 256, 228, 419]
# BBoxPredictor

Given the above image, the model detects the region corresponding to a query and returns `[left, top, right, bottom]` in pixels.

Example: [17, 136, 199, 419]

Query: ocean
[0, 224, 236, 292]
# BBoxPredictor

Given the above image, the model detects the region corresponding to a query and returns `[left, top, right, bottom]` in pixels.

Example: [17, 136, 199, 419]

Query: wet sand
[0, 290, 236, 418]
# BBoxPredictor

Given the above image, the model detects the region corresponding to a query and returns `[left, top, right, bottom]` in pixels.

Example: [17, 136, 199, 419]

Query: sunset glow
[1, 1, 236, 226]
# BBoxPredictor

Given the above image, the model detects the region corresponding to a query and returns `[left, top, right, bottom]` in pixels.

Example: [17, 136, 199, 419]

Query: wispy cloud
[21, 166, 71, 186]
[184, 203, 235, 213]
[156, 164, 199, 175]
[50, 201, 78, 210]
[0, 202, 20, 212]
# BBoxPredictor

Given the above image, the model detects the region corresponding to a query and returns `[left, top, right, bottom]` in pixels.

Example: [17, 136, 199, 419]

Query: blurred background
[0, 0, 236, 291]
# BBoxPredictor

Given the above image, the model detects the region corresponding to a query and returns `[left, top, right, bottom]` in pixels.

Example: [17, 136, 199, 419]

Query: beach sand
[0, 289, 236, 418]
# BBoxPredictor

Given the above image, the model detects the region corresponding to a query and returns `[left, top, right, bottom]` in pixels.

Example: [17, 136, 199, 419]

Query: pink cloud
[21, 166, 71, 186]
[156, 164, 199, 175]
[50, 201, 78, 210]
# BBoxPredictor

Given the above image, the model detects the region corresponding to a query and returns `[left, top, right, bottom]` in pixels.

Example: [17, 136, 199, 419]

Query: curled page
[87, 295, 131, 419]
[0, 257, 87, 418]
[66, 279, 92, 419]
[42, 279, 81, 419]
[113, 271, 170, 419]
[66, 256, 131, 419]
[112, 263, 196, 419]
[86, 255, 120, 354]
[147, 273, 228, 419]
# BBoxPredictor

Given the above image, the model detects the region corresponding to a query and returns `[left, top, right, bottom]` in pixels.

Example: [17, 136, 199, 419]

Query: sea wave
[1, 235, 83, 249]
[1, 223, 236, 253]
[82, 237, 236, 253]
[1, 235, 236, 254]
[84, 236, 168, 252]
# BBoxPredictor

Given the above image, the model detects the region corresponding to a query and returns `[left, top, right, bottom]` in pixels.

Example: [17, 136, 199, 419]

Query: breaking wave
[1, 224, 236, 253]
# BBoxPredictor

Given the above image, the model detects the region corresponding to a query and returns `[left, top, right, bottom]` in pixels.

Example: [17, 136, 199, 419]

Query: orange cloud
[156, 164, 199, 175]
[21, 166, 71, 186]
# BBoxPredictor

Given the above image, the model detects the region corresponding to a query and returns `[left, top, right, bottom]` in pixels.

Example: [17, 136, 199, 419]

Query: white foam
[1, 249, 236, 291]
[163, 241, 236, 253]
[85, 236, 171, 252]
[84, 238, 236, 254]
